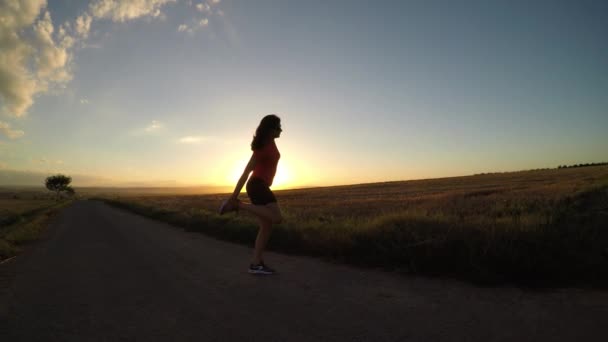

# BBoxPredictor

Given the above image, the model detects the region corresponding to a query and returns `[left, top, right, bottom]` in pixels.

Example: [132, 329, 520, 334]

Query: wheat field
[96, 166, 608, 286]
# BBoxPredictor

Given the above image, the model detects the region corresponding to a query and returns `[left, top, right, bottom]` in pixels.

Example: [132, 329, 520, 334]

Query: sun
[270, 163, 290, 189]
[228, 160, 292, 189]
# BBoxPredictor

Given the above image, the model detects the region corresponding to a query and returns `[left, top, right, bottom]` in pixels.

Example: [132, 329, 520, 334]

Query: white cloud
[0, 121, 25, 139]
[33, 11, 73, 84]
[0, 0, 74, 117]
[178, 17, 210, 34]
[89, 0, 177, 22]
[0, 0, 224, 117]
[129, 119, 166, 136]
[196, 3, 210, 12]
[144, 120, 163, 132]
[74, 13, 92, 38]
[178, 136, 205, 144]
[182, 0, 224, 34]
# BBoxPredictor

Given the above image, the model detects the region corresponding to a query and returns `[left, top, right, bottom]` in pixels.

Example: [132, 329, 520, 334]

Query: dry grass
[96, 166, 608, 287]
[0, 190, 73, 260]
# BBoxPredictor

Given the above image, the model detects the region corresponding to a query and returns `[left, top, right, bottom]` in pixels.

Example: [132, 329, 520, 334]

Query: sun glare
[227, 160, 292, 189]
[271, 163, 290, 189]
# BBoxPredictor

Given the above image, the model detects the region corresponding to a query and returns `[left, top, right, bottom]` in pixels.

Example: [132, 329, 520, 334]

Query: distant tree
[66, 186, 76, 197]
[45, 174, 72, 200]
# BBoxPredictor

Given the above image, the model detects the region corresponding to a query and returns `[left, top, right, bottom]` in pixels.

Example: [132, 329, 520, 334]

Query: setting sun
[269, 163, 290, 189]
[228, 159, 292, 189]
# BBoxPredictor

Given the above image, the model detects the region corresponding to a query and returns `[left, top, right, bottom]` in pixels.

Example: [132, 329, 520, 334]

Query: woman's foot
[248, 261, 275, 275]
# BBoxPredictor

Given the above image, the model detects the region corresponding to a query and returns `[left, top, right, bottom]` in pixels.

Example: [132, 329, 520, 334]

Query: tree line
[557, 162, 608, 169]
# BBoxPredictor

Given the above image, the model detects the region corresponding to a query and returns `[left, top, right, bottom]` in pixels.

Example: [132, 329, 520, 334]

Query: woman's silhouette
[219, 114, 283, 275]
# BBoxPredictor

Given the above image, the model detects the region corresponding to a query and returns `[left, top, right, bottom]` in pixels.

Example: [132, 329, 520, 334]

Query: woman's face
[273, 124, 283, 138]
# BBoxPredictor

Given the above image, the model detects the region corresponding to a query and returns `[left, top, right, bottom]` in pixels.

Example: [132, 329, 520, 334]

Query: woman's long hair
[251, 114, 281, 150]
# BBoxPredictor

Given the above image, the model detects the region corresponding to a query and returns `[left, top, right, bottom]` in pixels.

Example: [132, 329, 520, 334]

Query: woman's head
[251, 114, 282, 150]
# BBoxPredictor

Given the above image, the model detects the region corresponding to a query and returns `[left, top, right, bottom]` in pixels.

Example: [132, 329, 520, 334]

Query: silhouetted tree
[45, 174, 72, 200]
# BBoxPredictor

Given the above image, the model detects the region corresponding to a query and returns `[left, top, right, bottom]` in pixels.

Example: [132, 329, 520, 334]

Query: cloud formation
[1, 0, 222, 119]
[0, 0, 73, 117]
[89, 0, 177, 23]
[0, 121, 25, 139]
[178, 0, 221, 34]
[196, 3, 210, 12]
[74, 13, 92, 38]
[178, 136, 205, 144]
[177, 17, 209, 34]
[144, 120, 163, 132]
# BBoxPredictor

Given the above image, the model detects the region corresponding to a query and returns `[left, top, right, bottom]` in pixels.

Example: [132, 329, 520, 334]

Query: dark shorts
[246, 177, 277, 205]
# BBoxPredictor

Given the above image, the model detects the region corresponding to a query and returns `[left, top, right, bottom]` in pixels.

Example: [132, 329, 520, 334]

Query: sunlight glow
[228, 159, 292, 189]
[270, 163, 290, 189]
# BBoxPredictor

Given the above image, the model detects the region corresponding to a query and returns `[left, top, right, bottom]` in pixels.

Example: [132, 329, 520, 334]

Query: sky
[0, 0, 607, 189]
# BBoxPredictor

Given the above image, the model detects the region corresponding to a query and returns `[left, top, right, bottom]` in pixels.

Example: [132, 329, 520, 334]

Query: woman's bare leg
[238, 202, 283, 224]
[237, 201, 282, 265]
[252, 217, 273, 264]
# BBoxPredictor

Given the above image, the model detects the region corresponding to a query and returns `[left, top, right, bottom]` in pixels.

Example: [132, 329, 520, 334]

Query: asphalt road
[1, 200, 607, 341]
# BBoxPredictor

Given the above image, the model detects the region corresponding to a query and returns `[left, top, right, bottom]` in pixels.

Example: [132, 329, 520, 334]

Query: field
[0, 190, 74, 260]
[91, 166, 608, 286]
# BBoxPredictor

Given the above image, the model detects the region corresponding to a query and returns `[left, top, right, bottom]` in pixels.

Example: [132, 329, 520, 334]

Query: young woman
[219, 114, 284, 275]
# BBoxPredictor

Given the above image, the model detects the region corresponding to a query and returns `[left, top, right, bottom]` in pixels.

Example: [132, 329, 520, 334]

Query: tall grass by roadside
[0, 198, 74, 260]
[94, 166, 608, 287]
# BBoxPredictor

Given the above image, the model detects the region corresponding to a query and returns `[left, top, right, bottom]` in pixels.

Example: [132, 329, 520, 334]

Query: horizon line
[2, 162, 606, 193]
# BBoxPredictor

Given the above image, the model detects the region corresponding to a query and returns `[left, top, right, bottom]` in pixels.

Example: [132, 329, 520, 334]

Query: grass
[93, 165, 608, 287]
[0, 194, 74, 261]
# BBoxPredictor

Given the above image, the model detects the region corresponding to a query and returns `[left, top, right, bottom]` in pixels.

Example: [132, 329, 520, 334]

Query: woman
[219, 114, 284, 275]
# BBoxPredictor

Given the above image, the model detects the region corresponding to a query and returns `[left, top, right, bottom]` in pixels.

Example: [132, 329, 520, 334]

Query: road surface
[1, 200, 607, 341]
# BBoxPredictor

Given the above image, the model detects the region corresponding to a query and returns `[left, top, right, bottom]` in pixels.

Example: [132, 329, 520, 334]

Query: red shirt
[251, 139, 281, 186]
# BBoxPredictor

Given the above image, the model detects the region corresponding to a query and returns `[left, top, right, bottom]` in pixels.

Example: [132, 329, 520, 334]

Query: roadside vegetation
[1, 179, 77, 261]
[95, 166, 608, 287]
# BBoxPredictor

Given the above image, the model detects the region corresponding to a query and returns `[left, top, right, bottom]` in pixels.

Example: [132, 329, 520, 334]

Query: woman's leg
[238, 202, 283, 224]
[238, 201, 282, 266]
[252, 217, 273, 264]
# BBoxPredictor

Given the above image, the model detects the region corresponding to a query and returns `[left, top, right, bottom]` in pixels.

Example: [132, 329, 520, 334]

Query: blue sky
[0, 0, 606, 188]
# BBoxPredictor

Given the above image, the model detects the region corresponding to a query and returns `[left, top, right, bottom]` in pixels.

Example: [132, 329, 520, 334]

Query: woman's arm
[230, 153, 256, 200]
